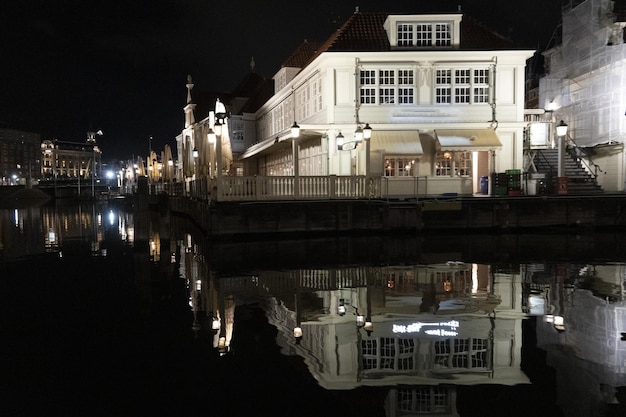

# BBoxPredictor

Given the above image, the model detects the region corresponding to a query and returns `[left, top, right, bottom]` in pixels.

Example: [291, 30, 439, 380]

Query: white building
[238, 9, 534, 197]
[539, 0, 626, 192]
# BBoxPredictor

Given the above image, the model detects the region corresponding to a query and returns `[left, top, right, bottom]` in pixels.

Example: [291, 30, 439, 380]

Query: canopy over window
[435, 129, 502, 152]
[369, 130, 423, 155]
[240, 131, 322, 159]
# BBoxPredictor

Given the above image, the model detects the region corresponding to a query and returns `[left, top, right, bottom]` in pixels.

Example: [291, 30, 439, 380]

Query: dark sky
[1, 0, 562, 161]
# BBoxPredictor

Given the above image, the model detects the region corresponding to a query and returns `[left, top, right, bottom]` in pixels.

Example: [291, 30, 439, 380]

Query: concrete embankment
[163, 194, 626, 238]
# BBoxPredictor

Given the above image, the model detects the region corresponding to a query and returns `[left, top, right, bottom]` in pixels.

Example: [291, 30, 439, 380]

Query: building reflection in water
[177, 230, 625, 416]
[1, 203, 625, 417]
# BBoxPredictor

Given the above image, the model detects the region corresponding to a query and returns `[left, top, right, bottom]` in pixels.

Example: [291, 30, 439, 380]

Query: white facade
[242, 12, 534, 197]
[540, 0, 626, 192]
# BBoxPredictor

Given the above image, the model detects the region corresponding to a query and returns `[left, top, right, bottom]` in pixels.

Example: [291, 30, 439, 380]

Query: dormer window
[385, 14, 462, 48]
[397, 22, 452, 47]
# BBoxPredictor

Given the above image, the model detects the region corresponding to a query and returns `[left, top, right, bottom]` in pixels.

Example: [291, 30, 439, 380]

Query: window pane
[416, 24, 432, 46]
[399, 88, 414, 104]
[360, 87, 376, 104]
[397, 23, 413, 46]
[455, 69, 470, 84]
[435, 23, 451, 46]
[360, 70, 376, 85]
[398, 69, 414, 84]
[379, 88, 395, 104]
[436, 69, 451, 84]
[474, 87, 489, 103]
[455, 87, 470, 103]
[379, 70, 395, 85]
[436, 87, 451, 103]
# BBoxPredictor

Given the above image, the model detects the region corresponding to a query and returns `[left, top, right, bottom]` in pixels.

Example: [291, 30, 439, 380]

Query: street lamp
[291, 121, 300, 138]
[192, 147, 199, 179]
[556, 120, 569, 192]
[354, 125, 364, 143]
[363, 123, 372, 139]
[556, 120, 568, 137]
[213, 107, 228, 195]
[336, 131, 345, 151]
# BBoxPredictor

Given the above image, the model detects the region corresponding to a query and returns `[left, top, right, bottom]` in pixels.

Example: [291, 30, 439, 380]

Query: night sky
[1, 0, 562, 161]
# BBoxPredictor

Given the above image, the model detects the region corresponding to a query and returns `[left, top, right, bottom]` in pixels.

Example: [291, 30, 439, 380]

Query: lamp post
[207, 127, 216, 178]
[213, 109, 228, 198]
[192, 147, 199, 180]
[556, 120, 568, 194]
[167, 158, 173, 191]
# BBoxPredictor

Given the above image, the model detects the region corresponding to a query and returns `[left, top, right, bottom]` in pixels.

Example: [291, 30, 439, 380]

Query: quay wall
[165, 194, 626, 237]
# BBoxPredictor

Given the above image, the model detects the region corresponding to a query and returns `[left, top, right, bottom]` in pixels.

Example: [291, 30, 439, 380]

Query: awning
[239, 131, 322, 160]
[369, 130, 423, 155]
[435, 129, 502, 152]
[240, 137, 278, 159]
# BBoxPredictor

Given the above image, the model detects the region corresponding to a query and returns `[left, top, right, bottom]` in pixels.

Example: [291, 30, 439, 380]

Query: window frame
[435, 67, 491, 105]
[395, 22, 452, 47]
[360, 68, 416, 106]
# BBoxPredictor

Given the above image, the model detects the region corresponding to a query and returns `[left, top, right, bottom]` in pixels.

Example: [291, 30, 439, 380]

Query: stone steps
[533, 149, 604, 195]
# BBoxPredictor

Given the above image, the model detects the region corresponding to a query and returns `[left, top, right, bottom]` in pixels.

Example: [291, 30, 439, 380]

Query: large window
[360, 69, 415, 105]
[396, 22, 452, 47]
[397, 387, 452, 414]
[361, 337, 416, 371]
[435, 151, 471, 177]
[295, 74, 323, 122]
[433, 338, 490, 371]
[298, 141, 326, 175]
[436, 68, 490, 104]
[385, 157, 416, 177]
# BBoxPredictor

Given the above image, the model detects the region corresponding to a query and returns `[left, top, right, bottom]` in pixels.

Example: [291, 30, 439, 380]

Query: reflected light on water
[2, 203, 626, 417]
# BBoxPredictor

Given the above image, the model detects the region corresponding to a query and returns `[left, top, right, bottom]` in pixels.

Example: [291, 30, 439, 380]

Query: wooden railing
[171, 175, 382, 202]
[152, 174, 473, 202]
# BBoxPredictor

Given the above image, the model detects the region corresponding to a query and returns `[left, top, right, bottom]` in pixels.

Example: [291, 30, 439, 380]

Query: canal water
[1, 201, 625, 417]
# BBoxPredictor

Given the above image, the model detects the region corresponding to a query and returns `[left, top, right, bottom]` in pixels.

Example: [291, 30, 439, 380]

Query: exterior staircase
[531, 148, 604, 195]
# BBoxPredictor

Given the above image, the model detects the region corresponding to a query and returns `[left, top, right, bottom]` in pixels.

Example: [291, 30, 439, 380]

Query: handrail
[564, 135, 604, 181]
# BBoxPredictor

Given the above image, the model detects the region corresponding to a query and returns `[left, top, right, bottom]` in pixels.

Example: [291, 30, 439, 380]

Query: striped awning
[435, 129, 502, 152]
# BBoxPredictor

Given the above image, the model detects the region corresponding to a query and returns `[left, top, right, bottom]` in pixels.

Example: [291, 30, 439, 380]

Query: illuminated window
[435, 151, 471, 177]
[385, 158, 416, 177]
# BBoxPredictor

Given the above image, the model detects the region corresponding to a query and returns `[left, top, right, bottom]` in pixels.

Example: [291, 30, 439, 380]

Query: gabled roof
[281, 40, 323, 68]
[284, 11, 521, 71]
[188, 73, 274, 119]
[230, 72, 274, 114]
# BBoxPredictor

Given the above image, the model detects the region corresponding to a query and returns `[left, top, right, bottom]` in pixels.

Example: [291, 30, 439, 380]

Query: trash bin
[480, 176, 489, 195]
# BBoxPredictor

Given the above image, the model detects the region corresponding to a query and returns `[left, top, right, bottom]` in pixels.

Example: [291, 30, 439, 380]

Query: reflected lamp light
[208, 128, 216, 144]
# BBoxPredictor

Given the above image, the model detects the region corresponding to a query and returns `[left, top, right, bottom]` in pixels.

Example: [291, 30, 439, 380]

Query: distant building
[539, 0, 626, 192]
[41, 131, 102, 181]
[0, 128, 41, 185]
